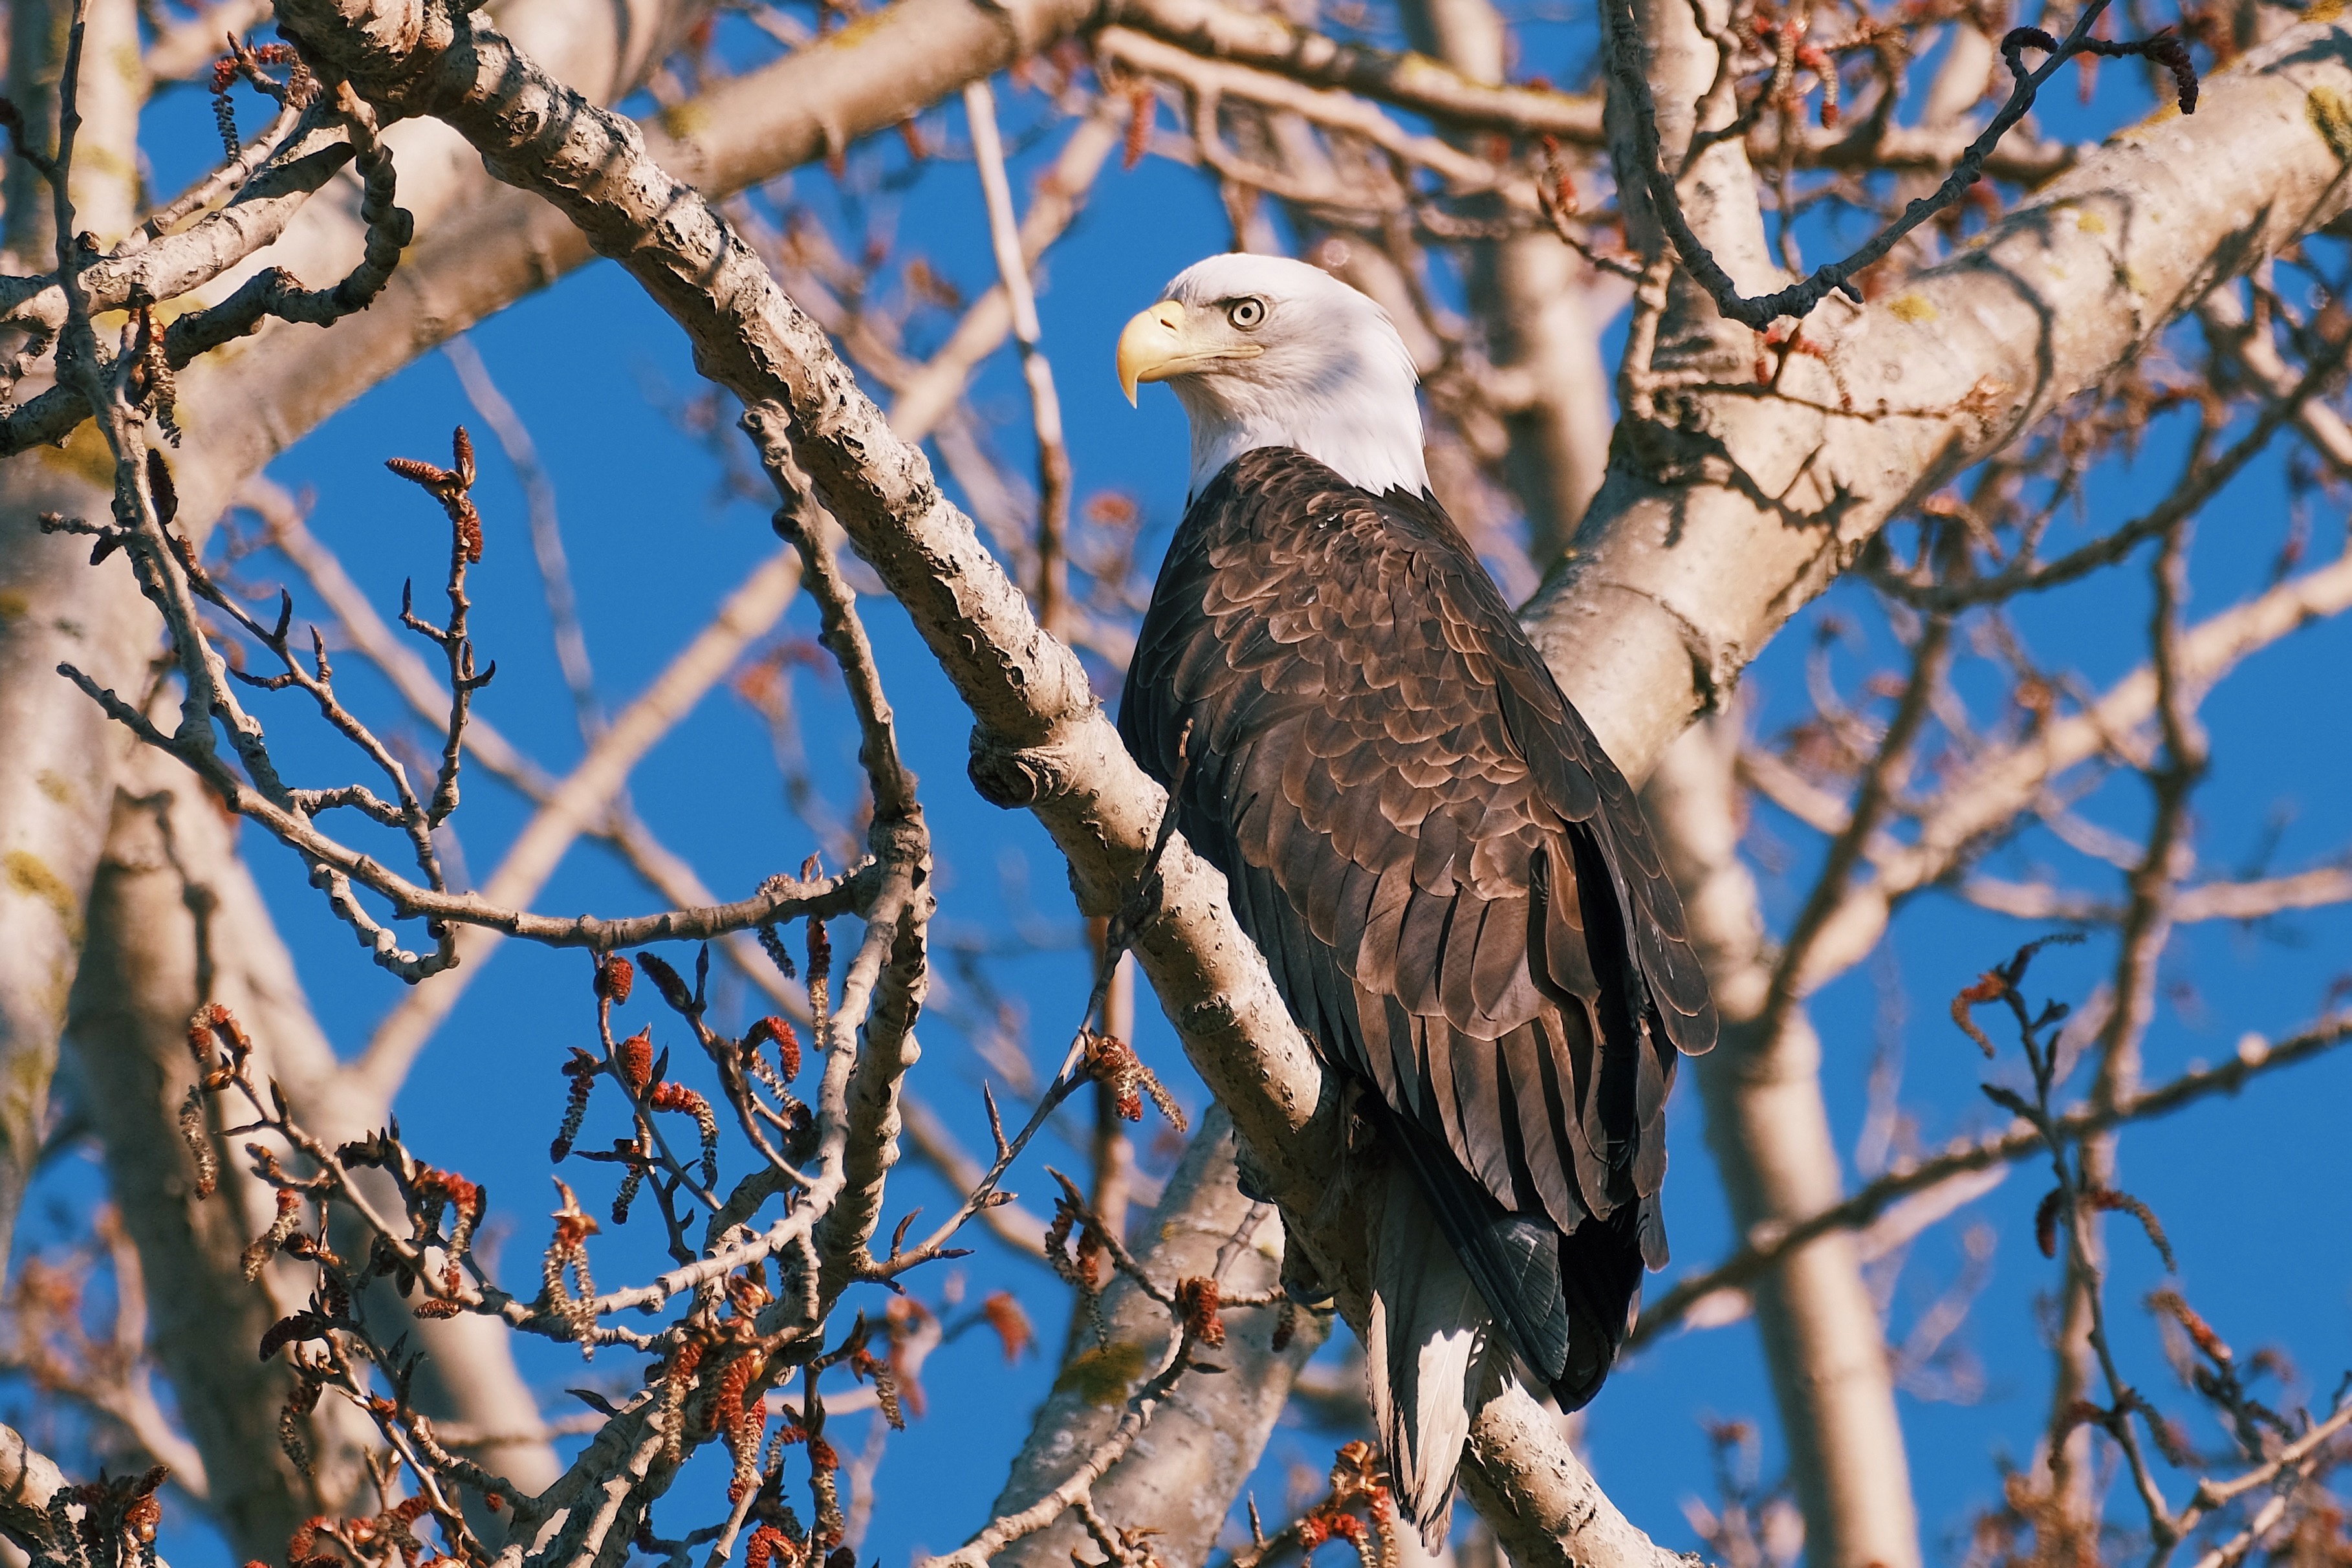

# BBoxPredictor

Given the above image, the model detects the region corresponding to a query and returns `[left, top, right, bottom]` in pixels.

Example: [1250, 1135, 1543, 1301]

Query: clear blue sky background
[12, 12, 2351, 1567]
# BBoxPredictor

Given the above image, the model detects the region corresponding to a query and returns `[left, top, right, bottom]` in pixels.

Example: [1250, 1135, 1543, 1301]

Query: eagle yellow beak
[1115, 300, 1267, 405]
[1116, 300, 1188, 406]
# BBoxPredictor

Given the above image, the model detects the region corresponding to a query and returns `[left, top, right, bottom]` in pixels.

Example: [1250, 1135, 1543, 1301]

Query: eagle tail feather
[1370, 1099, 1647, 1414]
[1367, 1159, 1505, 1552]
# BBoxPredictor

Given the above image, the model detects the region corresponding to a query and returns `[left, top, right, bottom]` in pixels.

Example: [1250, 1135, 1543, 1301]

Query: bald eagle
[1113, 254, 1717, 1542]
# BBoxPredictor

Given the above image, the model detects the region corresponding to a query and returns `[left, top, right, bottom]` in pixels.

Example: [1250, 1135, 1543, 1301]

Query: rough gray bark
[1642, 723, 1921, 1568]
[991, 1110, 1327, 1568]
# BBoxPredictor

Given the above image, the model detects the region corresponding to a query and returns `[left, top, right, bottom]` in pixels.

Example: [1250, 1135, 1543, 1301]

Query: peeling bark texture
[989, 1110, 1326, 1568]
[1642, 723, 1921, 1568]
[1531, 14, 2352, 783]
[66, 735, 560, 1557]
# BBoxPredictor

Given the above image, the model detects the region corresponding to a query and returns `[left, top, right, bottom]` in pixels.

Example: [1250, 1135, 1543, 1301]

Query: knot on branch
[966, 727, 1074, 809]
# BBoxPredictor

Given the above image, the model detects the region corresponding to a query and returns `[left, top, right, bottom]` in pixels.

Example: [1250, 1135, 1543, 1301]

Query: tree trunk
[1644, 723, 1921, 1568]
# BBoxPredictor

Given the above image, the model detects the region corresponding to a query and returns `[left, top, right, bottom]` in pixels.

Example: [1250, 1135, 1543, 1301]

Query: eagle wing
[1118, 447, 1715, 1400]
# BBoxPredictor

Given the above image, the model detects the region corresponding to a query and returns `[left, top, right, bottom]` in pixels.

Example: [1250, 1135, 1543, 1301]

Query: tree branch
[1525, 11, 2352, 783]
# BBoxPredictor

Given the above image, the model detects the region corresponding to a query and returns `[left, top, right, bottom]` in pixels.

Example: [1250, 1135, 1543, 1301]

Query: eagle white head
[1116, 253, 1430, 501]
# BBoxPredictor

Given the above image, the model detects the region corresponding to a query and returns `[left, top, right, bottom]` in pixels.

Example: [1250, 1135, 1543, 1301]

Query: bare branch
[964, 80, 1072, 634]
[1635, 1013, 2352, 1342]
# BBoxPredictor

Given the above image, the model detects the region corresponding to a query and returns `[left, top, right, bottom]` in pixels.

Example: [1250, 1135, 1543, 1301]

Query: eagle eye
[1225, 297, 1267, 331]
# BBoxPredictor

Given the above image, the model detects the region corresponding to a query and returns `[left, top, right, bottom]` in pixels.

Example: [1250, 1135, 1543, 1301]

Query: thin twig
[964, 80, 1072, 637]
[1603, 0, 2194, 325]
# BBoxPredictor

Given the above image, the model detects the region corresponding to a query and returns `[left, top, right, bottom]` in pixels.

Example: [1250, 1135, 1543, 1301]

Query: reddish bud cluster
[243, 1188, 307, 1281]
[386, 428, 485, 563]
[616, 1027, 657, 1091]
[412, 1164, 486, 1311]
[1950, 969, 2011, 1056]
[186, 1001, 254, 1087]
[2034, 1186, 2063, 1258]
[806, 917, 833, 987]
[1082, 1030, 1187, 1131]
[551, 1048, 598, 1160]
[1175, 1276, 1227, 1349]
[746, 1525, 794, 1568]
[1044, 1193, 1107, 1294]
[2150, 1287, 2229, 1364]
[719, 1351, 768, 1498]
[1083, 491, 1140, 527]
[285, 1516, 339, 1568]
[259, 1310, 334, 1362]
[2084, 1184, 2175, 1271]
[596, 953, 636, 1005]
[544, 1181, 601, 1356]
[549, 1179, 599, 1250]
[848, 1342, 906, 1431]
[1122, 86, 1153, 170]
[745, 1014, 802, 1082]
[1290, 1441, 1396, 1568]
[980, 1290, 1033, 1362]
[651, 1081, 721, 1188]
[415, 1166, 485, 1251]
[657, 1336, 708, 1463]
[1271, 1298, 1300, 1353]
[636, 950, 697, 1012]
[65, 1464, 170, 1563]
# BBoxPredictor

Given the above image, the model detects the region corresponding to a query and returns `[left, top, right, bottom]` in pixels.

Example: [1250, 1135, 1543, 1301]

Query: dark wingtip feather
[1549, 1203, 1649, 1410]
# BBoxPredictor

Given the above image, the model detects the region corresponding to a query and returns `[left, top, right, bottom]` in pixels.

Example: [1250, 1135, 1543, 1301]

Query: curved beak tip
[1116, 301, 1186, 408]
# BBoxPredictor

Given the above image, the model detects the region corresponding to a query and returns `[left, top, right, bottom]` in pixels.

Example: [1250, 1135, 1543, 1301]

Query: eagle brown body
[1118, 447, 1718, 1416]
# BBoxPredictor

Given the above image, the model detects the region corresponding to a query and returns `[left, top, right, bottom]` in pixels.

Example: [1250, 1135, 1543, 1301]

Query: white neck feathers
[1176, 375, 1430, 499]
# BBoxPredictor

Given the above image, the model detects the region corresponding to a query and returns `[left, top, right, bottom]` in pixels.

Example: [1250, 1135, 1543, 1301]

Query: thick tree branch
[1526, 12, 2352, 783]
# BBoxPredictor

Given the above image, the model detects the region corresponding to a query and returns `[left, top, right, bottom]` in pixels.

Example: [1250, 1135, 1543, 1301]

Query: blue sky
[12, 12, 2351, 1568]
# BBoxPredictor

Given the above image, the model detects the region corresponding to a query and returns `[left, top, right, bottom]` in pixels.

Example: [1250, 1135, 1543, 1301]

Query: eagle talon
[1279, 1226, 1333, 1308]
[1233, 1147, 1276, 1204]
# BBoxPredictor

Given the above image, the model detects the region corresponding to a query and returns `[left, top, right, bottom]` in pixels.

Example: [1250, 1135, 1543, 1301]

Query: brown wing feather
[1120, 446, 1717, 1395]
